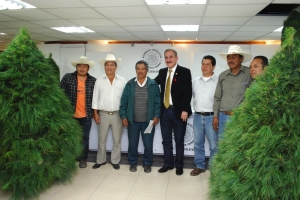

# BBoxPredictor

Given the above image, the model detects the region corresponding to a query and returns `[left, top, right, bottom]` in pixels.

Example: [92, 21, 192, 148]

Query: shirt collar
[226, 65, 246, 75]
[168, 64, 177, 73]
[134, 77, 148, 87]
[200, 73, 217, 81]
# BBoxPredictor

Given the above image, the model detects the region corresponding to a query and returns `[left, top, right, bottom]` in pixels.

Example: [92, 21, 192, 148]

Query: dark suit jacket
[155, 65, 192, 119]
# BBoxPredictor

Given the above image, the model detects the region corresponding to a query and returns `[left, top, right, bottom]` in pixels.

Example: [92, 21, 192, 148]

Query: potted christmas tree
[0, 28, 83, 200]
[209, 8, 300, 200]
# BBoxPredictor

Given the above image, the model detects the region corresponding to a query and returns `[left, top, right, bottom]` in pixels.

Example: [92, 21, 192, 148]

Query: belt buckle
[108, 112, 113, 115]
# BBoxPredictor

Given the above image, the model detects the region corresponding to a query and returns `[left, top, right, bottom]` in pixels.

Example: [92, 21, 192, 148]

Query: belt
[196, 112, 214, 116]
[100, 110, 118, 115]
[221, 111, 233, 116]
[165, 105, 174, 109]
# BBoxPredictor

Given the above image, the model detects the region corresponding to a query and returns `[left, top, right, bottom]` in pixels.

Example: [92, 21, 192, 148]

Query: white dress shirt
[164, 64, 177, 105]
[192, 74, 218, 112]
[92, 74, 126, 111]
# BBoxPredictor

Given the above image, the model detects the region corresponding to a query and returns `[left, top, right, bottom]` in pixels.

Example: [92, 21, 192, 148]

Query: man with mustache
[119, 60, 160, 173]
[155, 49, 192, 175]
[213, 45, 252, 137]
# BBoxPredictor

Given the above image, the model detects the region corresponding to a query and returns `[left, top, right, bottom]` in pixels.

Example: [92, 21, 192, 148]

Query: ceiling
[0, 0, 299, 45]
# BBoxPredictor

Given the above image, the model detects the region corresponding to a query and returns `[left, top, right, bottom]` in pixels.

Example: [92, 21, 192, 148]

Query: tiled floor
[0, 162, 210, 200]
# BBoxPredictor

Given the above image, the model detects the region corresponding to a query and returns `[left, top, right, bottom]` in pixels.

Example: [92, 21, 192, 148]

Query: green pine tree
[209, 9, 300, 200]
[46, 53, 60, 81]
[0, 28, 83, 200]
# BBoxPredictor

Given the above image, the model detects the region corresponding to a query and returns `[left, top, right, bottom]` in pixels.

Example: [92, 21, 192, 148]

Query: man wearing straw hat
[213, 45, 252, 137]
[60, 56, 97, 168]
[92, 54, 126, 170]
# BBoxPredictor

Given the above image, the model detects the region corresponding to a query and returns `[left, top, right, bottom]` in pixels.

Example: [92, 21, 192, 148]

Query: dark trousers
[160, 107, 187, 167]
[75, 117, 92, 161]
[127, 121, 155, 166]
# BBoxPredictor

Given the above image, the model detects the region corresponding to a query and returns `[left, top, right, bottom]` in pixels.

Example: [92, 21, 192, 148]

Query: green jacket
[119, 77, 161, 124]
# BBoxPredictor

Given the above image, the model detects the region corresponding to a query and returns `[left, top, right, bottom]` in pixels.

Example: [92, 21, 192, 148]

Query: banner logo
[142, 49, 163, 73]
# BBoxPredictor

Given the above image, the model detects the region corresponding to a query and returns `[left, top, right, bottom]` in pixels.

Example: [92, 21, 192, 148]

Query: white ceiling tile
[131, 32, 165, 37]
[272, 0, 300, 3]
[82, 0, 144, 7]
[112, 18, 158, 26]
[225, 36, 258, 41]
[206, 4, 268, 17]
[95, 6, 151, 18]
[156, 18, 201, 25]
[231, 31, 270, 37]
[76, 33, 112, 40]
[43, 8, 105, 19]
[24, 0, 88, 8]
[149, 5, 205, 17]
[199, 26, 240, 31]
[124, 26, 162, 32]
[202, 17, 251, 25]
[0, 21, 43, 28]
[101, 32, 135, 37]
[0, 28, 19, 34]
[137, 36, 168, 41]
[40, 33, 83, 40]
[265, 32, 282, 36]
[209, 0, 273, 4]
[0, 14, 19, 21]
[69, 19, 117, 27]
[0, 9, 60, 20]
[245, 16, 288, 26]
[198, 31, 233, 37]
[29, 20, 77, 27]
[237, 25, 281, 32]
[86, 27, 127, 32]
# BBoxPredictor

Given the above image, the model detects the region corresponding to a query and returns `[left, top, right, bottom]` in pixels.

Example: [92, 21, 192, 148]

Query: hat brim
[219, 52, 252, 63]
[99, 58, 122, 69]
[71, 61, 95, 68]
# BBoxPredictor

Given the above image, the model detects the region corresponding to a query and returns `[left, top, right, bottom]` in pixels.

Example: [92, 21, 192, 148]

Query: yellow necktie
[164, 69, 172, 108]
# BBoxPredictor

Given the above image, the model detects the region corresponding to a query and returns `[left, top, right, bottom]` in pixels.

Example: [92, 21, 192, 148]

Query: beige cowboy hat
[219, 45, 252, 63]
[99, 54, 122, 68]
[71, 56, 95, 68]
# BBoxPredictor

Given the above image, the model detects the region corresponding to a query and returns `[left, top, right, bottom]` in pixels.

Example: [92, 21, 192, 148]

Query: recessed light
[0, 0, 36, 10]
[51, 27, 95, 33]
[273, 26, 283, 32]
[161, 25, 199, 31]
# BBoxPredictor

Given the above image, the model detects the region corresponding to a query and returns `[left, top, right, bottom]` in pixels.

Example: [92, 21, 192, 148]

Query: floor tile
[48, 185, 96, 200]
[131, 176, 169, 194]
[166, 193, 203, 200]
[127, 191, 166, 200]
[88, 188, 131, 200]
[167, 178, 203, 196]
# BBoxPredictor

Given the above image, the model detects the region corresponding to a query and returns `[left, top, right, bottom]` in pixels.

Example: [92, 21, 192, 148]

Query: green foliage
[0, 28, 82, 200]
[209, 10, 300, 200]
[46, 53, 60, 81]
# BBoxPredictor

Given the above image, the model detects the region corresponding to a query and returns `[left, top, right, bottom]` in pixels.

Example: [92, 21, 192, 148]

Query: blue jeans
[160, 108, 186, 167]
[218, 112, 231, 139]
[75, 117, 92, 161]
[193, 113, 218, 169]
[127, 121, 155, 166]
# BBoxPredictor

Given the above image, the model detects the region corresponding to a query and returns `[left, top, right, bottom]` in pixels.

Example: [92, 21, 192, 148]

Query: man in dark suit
[155, 49, 192, 175]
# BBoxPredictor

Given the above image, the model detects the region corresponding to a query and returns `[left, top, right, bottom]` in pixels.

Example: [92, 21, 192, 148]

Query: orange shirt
[74, 78, 87, 118]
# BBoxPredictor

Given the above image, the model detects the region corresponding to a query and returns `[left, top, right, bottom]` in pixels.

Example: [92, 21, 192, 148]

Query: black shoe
[111, 163, 120, 170]
[176, 167, 183, 175]
[79, 160, 87, 168]
[92, 162, 106, 169]
[144, 165, 152, 173]
[130, 164, 137, 172]
[158, 165, 174, 173]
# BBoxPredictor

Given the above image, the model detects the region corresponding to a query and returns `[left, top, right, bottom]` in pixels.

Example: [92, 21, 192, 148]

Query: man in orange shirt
[60, 56, 97, 168]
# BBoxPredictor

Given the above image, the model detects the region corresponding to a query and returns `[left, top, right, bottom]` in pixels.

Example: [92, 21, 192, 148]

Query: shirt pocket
[237, 81, 250, 94]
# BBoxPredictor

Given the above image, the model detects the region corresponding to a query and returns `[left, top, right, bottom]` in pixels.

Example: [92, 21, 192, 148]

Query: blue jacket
[119, 77, 161, 124]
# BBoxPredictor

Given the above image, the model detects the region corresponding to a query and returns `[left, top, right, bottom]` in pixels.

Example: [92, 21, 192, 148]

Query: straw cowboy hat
[71, 56, 95, 68]
[219, 45, 252, 63]
[99, 54, 122, 68]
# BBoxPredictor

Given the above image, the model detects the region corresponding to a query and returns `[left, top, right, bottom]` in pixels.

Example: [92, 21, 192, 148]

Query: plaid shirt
[60, 71, 96, 119]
